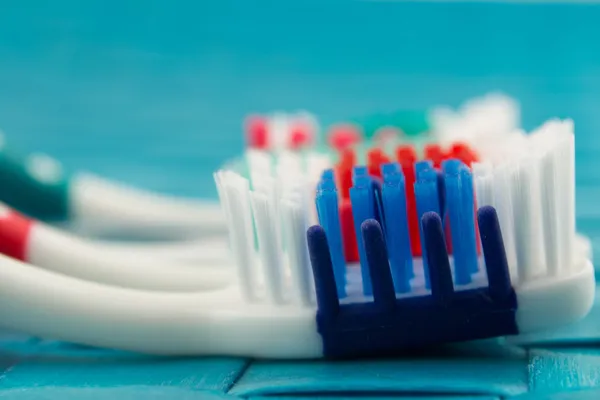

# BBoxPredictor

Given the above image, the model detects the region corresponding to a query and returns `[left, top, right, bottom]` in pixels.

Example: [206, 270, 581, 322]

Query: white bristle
[536, 131, 562, 276]
[268, 113, 290, 151]
[217, 171, 257, 300]
[472, 162, 494, 208]
[431, 92, 520, 147]
[246, 149, 273, 189]
[281, 198, 313, 307]
[557, 121, 576, 271]
[511, 148, 547, 282]
[493, 163, 519, 281]
[306, 152, 331, 181]
[213, 171, 230, 224]
[250, 191, 284, 304]
[276, 152, 305, 196]
[276, 151, 303, 174]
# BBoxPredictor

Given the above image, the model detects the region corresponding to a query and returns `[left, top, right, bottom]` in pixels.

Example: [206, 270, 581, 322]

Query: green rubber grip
[0, 150, 70, 221]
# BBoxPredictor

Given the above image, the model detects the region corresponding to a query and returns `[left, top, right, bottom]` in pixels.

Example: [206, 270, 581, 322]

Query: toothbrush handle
[0, 150, 70, 221]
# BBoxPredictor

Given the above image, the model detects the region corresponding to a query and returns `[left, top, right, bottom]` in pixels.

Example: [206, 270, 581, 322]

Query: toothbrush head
[212, 110, 592, 359]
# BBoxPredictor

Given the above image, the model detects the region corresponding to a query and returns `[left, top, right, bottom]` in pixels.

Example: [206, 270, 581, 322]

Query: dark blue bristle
[422, 212, 454, 305]
[437, 170, 446, 219]
[477, 206, 512, 301]
[362, 219, 396, 312]
[307, 225, 340, 318]
[371, 178, 386, 231]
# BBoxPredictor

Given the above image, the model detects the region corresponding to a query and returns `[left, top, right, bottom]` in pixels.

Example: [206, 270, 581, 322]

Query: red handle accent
[0, 208, 33, 261]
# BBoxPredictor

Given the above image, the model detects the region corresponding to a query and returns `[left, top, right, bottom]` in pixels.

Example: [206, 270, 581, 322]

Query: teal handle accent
[352, 110, 431, 138]
[0, 150, 70, 221]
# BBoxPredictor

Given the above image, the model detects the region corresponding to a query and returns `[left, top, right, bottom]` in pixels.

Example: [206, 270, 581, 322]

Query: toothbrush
[0, 147, 226, 240]
[0, 111, 319, 242]
[0, 93, 507, 242]
[0, 116, 590, 358]
[0, 203, 233, 291]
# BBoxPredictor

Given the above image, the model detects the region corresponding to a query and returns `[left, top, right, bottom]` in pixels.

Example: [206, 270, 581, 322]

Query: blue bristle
[353, 165, 368, 178]
[315, 180, 347, 298]
[307, 225, 340, 318]
[350, 167, 376, 295]
[477, 206, 512, 301]
[415, 160, 433, 175]
[381, 162, 413, 293]
[460, 167, 479, 274]
[443, 159, 478, 285]
[362, 219, 396, 312]
[322, 168, 335, 181]
[422, 212, 454, 305]
[414, 165, 441, 289]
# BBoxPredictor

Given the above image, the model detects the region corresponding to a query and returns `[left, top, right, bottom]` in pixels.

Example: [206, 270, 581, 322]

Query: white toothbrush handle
[0, 252, 322, 358]
[27, 224, 233, 292]
[69, 173, 227, 239]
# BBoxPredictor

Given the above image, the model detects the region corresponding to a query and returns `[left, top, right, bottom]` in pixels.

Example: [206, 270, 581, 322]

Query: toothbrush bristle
[244, 115, 269, 149]
[217, 170, 257, 300]
[250, 190, 285, 304]
[281, 198, 313, 306]
[328, 123, 362, 151]
[511, 149, 547, 281]
[367, 148, 391, 179]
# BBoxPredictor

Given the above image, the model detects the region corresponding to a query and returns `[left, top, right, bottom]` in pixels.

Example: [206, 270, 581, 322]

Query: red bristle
[244, 115, 269, 149]
[367, 148, 391, 179]
[288, 122, 312, 150]
[339, 199, 359, 262]
[424, 144, 444, 169]
[336, 163, 354, 199]
[396, 144, 418, 166]
[395, 145, 420, 255]
[335, 148, 356, 199]
[401, 162, 421, 257]
[340, 148, 357, 166]
[328, 124, 362, 151]
[450, 142, 479, 166]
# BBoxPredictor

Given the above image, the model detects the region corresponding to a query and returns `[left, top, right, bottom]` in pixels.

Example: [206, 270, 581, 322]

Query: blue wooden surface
[1, 1, 600, 398]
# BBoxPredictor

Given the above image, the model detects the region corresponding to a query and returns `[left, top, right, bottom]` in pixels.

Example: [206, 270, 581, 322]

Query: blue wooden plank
[0, 388, 235, 400]
[249, 397, 500, 400]
[528, 348, 600, 393]
[509, 388, 600, 400]
[229, 341, 528, 398]
[0, 353, 249, 394]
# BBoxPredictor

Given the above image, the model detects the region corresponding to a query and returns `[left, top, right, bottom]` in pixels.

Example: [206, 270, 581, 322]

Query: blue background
[2, 1, 600, 399]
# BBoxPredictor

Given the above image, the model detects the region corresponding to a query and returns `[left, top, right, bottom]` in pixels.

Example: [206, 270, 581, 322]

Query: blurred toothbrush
[0, 203, 232, 291]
